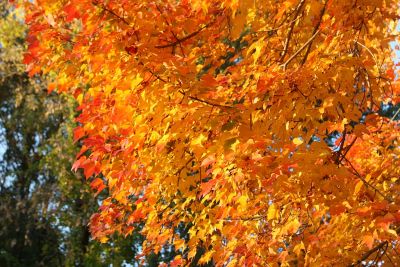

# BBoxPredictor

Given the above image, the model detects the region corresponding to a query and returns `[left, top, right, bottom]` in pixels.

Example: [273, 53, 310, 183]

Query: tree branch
[300, 0, 327, 65]
[338, 137, 357, 163]
[342, 156, 392, 202]
[281, 29, 321, 70]
[178, 90, 234, 109]
[391, 106, 400, 121]
[92, 1, 131, 26]
[155, 19, 217, 49]
[349, 241, 388, 266]
[279, 0, 306, 62]
[154, 3, 185, 55]
[335, 129, 347, 164]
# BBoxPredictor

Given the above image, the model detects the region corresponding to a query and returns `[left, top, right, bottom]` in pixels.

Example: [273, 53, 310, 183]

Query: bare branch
[391, 106, 400, 121]
[281, 29, 321, 70]
[155, 19, 216, 49]
[300, 0, 327, 65]
[279, 0, 306, 62]
[342, 156, 392, 202]
[339, 137, 358, 163]
[349, 241, 388, 267]
[179, 90, 234, 109]
[93, 1, 131, 26]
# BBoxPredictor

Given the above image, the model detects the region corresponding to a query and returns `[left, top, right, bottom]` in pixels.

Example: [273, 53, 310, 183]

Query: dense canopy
[23, 0, 400, 265]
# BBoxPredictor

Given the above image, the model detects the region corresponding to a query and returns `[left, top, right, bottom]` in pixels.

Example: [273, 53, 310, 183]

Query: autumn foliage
[23, 0, 400, 265]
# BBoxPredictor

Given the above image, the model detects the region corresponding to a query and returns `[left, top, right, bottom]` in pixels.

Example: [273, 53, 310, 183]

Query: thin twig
[354, 41, 381, 73]
[390, 106, 400, 121]
[255, 16, 302, 35]
[339, 137, 358, 163]
[349, 241, 388, 266]
[342, 156, 392, 202]
[155, 19, 216, 49]
[385, 250, 395, 266]
[281, 29, 321, 70]
[220, 215, 267, 221]
[300, 0, 327, 65]
[93, 1, 130, 26]
[279, 0, 306, 62]
[179, 90, 234, 109]
[335, 129, 347, 164]
[154, 4, 186, 56]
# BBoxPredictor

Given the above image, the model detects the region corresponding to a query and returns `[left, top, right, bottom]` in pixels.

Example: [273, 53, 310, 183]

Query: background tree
[0, 3, 64, 265]
[23, 0, 400, 266]
[1, 1, 175, 266]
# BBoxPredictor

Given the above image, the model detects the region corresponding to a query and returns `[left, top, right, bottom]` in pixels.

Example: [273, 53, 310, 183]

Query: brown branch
[93, 1, 130, 26]
[255, 16, 302, 35]
[137, 61, 168, 83]
[300, 0, 327, 65]
[155, 20, 216, 49]
[342, 156, 392, 202]
[281, 29, 321, 70]
[154, 4, 186, 56]
[351, 227, 400, 266]
[349, 241, 388, 266]
[175, 157, 195, 176]
[146, 67, 167, 83]
[178, 90, 234, 109]
[175, 156, 195, 187]
[220, 215, 267, 221]
[391, 106, 400, 121]
[339, 136, 357, 163]
[335, 129, 347, 164]
[279, 0, 306, 62]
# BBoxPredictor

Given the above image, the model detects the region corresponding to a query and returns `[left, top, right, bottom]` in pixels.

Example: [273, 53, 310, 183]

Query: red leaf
[64, 4, 80, 22]
[125, 45, 138, 55]
[71, 156, 86, 172]
[23, 53, 35, 65]
[170, 257, 184, 267]
[201, 154, 216, 167]
[330, 204, 346, 216]
[76, 145, 88, 159]
[48, 82, 56, 93]
[83, 161, 96, 179]
[90, 178, 106, 195]
[363, 235, 374, 249]
[200, 178, 217, 197]
[73, 127, 85, 142]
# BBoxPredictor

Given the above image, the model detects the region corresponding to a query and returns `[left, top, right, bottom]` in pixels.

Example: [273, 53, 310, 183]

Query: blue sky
[0, 142, 4, 159]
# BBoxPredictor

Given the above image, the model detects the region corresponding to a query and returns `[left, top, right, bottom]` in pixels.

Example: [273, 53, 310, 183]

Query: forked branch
[155, 19, 217, 49]
[280, 29, 321, 70]
[349, 241, 388, 266]
[279, 0, 306, 62]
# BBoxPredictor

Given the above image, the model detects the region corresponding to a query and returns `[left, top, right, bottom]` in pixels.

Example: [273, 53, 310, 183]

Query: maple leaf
[22, 0, 400, 265]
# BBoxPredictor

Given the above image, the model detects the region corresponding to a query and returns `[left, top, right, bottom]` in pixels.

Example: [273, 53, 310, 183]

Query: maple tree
[21, 0, 400, 265]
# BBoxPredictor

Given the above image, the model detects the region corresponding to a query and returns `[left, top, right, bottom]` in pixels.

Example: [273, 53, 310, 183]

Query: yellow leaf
[191, 133, 207, 147]
[199, 250, 214, 264]
[293, 242, 305, 256]
[130, 74, 143, 90]
[247, 37, 265, 64]
[354, 180, 363, 195]
[387, 229, 397, 237]
[173, 238, 186, 250]
[99, 236, 109, 243]
[237, 195, 248, 211]
[383, 181, 389, 191]
[293, 137, 303, 145]
[267, 203, 278, 220]
[285, 218, 301, 234]
[362, 235, 374, 249]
